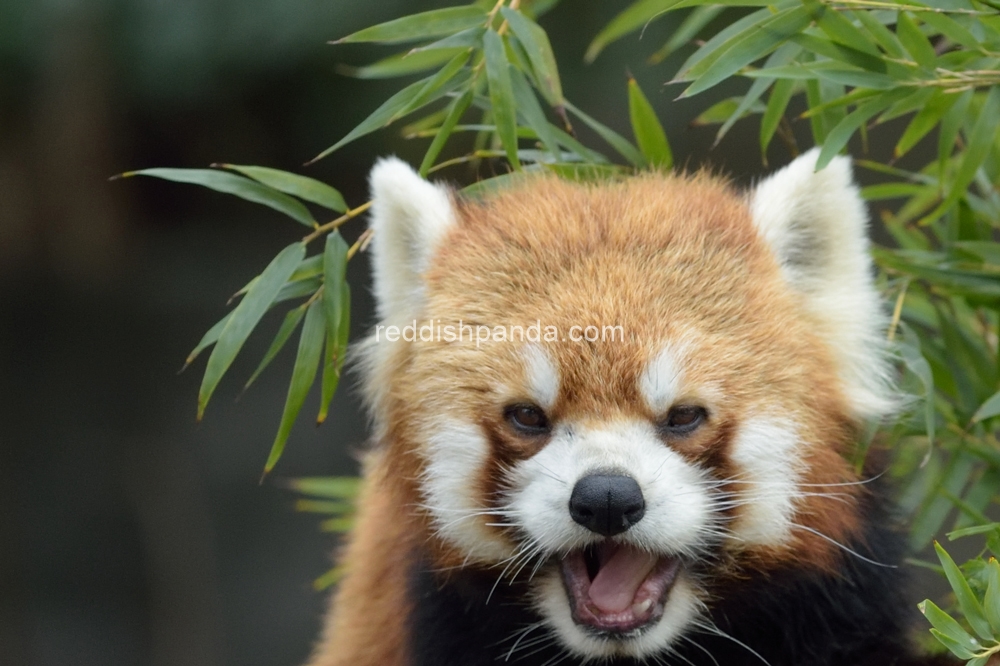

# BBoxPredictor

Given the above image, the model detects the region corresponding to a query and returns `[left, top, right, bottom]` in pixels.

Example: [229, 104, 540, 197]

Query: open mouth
[560, 542, 679, 635]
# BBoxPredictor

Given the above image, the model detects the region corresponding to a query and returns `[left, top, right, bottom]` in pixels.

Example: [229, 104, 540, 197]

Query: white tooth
[632, 599, 653, 616]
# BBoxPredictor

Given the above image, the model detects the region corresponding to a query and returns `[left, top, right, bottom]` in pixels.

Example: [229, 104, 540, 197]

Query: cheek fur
[727, 419, 803, 547]
[421, 420, 514, 563]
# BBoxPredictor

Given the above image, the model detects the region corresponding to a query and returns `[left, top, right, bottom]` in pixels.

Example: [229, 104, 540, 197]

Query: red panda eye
[505, 404, 550, 434]
[659, 405, 707, 436]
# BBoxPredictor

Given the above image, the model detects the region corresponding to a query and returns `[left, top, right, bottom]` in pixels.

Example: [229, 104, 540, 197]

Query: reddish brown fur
[307, 172, 870, 665]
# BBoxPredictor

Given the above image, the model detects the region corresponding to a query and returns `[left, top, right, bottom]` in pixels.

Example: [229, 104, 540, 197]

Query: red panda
[304, 151, 951, 666]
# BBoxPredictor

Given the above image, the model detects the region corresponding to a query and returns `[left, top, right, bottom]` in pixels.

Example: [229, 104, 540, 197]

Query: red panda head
[358, 153, 895, 660]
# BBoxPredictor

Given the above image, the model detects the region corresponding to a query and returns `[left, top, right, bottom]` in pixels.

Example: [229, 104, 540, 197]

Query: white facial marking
[728, 419, 802, 546]
[523, 344, 560, 411]
[639, 344, 688, 414]
[421, 420, 512, 562]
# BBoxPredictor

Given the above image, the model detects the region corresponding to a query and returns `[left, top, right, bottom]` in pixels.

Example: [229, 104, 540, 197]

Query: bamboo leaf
[420, 88, 475, 176]
[563, 100, 645, 167]
[985, 559, 1000, 633]
[244, 305, 308, 391]
[500, 7, 563, 106]
[897, 12, 936, 68]
[263, 298, 326, 476]
[287, 476, 361, 499]
[816, 88, 909, 170]
[692, 97, 765, 126]
[333, 6, 487, 45]
[760, 78, 795, 155]
[408, 27, 486, 54]
[120, 168, 316, 227]
[310, 70, 471, 163]
[322, 231, 349, 340]
[815, 7, 882, 56]
[218, 165, 347, 213]
[585, 0, 676, 63]
[676, 6, 774, 80]
[183, 312, 233, 370]
[935, 542, 995, 641]
[340, 48, 466, 79]
[484, 29, 521, 169]
[679, 6, 813, 98]
[854, 10, 906, 59]
[628, 78, 672, 168]
[649, 6, 725, 64]
[919, 599, 979, 659]
[318, 281, 351, 425]
[789, 33, 887, 73]
[395, 51, 471, 119]
[972, 389, 1000, 423]
[938, 89, 973, 173]
[199, 242, 306, 420]
[715, 42, 800, 143]
[510, 67, 561, 160]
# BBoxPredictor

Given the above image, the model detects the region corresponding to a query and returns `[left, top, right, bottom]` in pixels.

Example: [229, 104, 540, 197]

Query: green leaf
[649, 6, 725, 64]
[287, 476, 361, 499]
[938, 89, 973, 174]
[395, 51, 471, 119]
[262, 298, 326, 476]
[760, 78, 795, 156]
[816, 88, 910, 170]
[585, 0, 675, 63]
[692, 97, 765, 126]
[199, 243, 306, 420]
[949, 524, 1000, 540]
[563, 100, 645, 167]
[676, 6, 775, 80]
[243, 305, 308, 391]
[408, 27, 487, 54]
[319, 280, 351, 425]
[936, 87, 1000, 214]
[917, 11, 981, 51]
[120, 168, 316, 227]
[510, 67, 561, 160]
[420, 88, 475, 176]
[183, 312, 233, 370]
[500, 7, 563, 106]
[896, 12, 936, 68]
[854, 10, 906, 59]
[310, 69, 471, 163]
[744, 62, 896, 89]
[985, 559, 1000, 633]
[322, 231, 349, 339]
[218, 165, 347, 213]
[715, 42, 800, 144]
[339, 47, 467, 79]
[483, 29, 521, 169]
[898, 323, 935, 447]
[972, 390, 1000, 423]
[628, 78, 672, 169]
[936, 542, 996, 641]
[919, 600, 979, 659]
[679, 6, 813, 98]
[333, 6, 487, 45]
[790, 33, 887, 73]
[815, 7, 882, 56]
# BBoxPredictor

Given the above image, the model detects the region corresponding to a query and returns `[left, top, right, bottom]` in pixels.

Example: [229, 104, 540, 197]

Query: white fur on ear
[368, 157, 456, 322]
[751, 148, 895, 419]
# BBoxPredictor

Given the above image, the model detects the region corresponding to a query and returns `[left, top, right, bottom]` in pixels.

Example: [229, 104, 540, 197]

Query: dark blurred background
[0, 2, 796, 665]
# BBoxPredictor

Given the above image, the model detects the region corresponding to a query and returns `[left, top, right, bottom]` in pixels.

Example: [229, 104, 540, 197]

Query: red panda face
[360, 153, 894, 660]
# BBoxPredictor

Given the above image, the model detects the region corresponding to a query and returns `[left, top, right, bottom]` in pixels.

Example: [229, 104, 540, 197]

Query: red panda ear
[750, 148, 896, 420]
[368, 157, 457, 322]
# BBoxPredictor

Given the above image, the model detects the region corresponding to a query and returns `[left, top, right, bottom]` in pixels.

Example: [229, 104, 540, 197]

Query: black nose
[569, 474, 646, 536]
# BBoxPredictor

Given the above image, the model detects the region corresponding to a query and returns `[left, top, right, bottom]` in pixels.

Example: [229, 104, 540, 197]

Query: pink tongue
[587, 546, 658, 614]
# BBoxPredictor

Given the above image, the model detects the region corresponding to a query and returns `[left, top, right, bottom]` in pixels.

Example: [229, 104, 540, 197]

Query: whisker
[791, 524, 897, 568]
